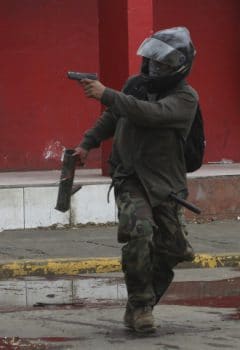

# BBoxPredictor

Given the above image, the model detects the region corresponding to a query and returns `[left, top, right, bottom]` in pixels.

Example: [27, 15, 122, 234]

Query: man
[74, 27, 198, 333]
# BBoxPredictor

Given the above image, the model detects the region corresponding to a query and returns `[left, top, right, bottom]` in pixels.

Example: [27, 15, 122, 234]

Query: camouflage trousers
[114, 177, 194, 308]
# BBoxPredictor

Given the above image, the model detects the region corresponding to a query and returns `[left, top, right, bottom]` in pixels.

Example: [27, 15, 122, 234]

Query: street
[0, 303, 239, 350]
[0, 267, 239, 349]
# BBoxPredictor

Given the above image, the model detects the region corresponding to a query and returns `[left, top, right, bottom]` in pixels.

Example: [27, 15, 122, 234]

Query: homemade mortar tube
[55, 149, 82, 212]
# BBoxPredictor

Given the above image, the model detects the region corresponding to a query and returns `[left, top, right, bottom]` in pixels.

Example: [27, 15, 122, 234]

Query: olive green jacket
[80, 79, 198, 206]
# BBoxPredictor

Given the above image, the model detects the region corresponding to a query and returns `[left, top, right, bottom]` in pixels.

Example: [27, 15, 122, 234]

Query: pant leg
[152, 253, 177, 305]
[152, 197, 194, 304]
[153, 197, 194, 261]
[115, 178, 157, 307]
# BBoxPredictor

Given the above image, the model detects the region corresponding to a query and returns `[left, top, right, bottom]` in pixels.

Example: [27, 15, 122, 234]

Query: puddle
[161, 278, 240, 309]
[222, 308, 240, 320]
[0, 276, 239, 311]
[162, 295, 240, 308]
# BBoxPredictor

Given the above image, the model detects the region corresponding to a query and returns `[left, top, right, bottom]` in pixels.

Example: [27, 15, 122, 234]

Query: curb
[0, 253, 239, 279]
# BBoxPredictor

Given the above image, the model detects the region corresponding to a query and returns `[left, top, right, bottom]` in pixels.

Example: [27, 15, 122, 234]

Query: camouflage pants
[115, 177, 194, 308]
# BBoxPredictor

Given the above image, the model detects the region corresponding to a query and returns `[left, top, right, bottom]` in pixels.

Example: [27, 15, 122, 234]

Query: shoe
[124, 304, 156, 333]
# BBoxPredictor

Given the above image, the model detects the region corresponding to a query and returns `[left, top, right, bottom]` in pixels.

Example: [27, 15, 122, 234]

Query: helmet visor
[137, 37, 186, 68]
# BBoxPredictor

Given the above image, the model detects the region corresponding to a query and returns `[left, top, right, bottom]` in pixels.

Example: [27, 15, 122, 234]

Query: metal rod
[169, 193, 201, 214]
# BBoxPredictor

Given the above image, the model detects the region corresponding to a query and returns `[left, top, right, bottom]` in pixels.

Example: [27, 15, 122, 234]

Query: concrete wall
[0, 184, 116, 231]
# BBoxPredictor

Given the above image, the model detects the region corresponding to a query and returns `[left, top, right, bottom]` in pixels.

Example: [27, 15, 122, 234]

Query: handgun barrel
[67, 71, 98, 80]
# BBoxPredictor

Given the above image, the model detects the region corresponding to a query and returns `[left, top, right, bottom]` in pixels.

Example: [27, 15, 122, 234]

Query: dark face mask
[140, 58, 191, 94]
[148, 59, 174, 79]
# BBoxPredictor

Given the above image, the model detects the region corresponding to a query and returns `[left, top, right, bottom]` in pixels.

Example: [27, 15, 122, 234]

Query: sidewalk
[1, 163, 240, 231]
[0, 220, 239, 278]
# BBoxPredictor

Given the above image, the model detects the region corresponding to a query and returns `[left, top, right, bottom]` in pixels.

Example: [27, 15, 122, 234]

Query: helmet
[137, 27, 196, 80]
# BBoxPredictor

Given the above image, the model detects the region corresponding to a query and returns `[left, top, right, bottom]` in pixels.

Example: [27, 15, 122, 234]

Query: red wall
[154, 0, 240, 163]
[0, 0, 101, 171]
[127, 0, 154, 75]
[99, 0, 154, 174]
[0, 0, 239, 172]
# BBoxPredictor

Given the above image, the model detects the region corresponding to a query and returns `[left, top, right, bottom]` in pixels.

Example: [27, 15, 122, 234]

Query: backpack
[184, 104, 206, 172]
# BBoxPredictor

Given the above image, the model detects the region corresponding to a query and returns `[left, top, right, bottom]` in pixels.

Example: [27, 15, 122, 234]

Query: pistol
[67, 71, 98, 81]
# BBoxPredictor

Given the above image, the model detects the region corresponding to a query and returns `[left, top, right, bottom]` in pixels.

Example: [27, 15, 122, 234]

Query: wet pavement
[0, 302, 239, 349]
[0, 268, 239, 349]
[0, 220, 239, 349]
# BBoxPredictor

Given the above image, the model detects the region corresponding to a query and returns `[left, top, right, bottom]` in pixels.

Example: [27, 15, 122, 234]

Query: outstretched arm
[73, 79, 118, 164]
[79, 78, 198, 130]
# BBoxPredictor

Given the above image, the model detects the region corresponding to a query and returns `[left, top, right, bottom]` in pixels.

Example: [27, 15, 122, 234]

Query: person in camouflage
[74, 27, 198, 333]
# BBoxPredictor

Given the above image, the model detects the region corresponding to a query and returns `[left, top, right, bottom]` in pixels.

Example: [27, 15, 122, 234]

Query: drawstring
[107, 183, 114, 203]
[107, 178, 126, 203]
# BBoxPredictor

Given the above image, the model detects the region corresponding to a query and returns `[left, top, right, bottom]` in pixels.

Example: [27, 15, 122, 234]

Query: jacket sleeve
[101, 86, 198, 129]
[79, 108, 118, 150]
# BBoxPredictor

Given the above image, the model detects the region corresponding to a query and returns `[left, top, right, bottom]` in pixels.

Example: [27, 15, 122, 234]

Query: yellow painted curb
[0, 258, 121, 279]
[0, 253, 239, 279]
[193, 253, 240, 268]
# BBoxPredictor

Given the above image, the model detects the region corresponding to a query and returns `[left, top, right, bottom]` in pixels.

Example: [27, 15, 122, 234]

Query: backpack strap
[183, 104, 206, 172]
